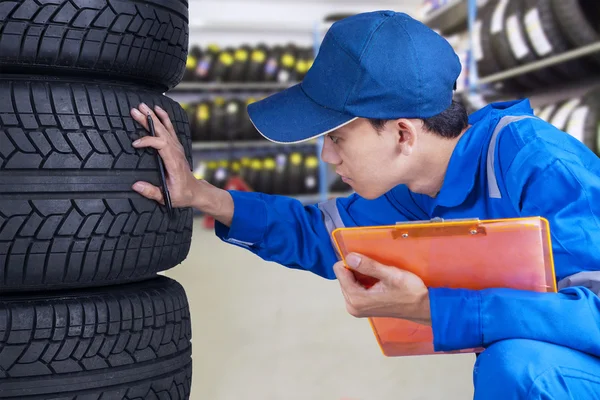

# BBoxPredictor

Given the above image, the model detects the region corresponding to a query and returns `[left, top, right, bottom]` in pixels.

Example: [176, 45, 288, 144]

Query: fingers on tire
[0, 77, 193, 292]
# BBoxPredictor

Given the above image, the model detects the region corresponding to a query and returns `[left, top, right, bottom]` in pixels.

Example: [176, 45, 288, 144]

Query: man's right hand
[130, 103, 234, 227]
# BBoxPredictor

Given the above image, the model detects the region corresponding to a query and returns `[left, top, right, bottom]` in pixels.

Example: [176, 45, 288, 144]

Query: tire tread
[0, 277, 192, 399]
[0, 0, 189, 90]
[0, 78, 193, 291]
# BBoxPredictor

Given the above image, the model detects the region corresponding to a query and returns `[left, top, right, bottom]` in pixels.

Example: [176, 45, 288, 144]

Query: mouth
[337, 172, 352, 183]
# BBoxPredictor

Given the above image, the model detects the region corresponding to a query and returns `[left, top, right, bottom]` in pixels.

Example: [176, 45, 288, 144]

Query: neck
[408, 127, 469, 197]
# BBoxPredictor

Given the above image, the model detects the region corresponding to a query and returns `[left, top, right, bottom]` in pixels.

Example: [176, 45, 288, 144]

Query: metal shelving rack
[423, 0, 600, 107]
[172, 82, 294, 91]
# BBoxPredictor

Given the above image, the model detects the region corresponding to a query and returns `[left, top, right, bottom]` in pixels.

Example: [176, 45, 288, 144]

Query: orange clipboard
[331, 216, 557, 357]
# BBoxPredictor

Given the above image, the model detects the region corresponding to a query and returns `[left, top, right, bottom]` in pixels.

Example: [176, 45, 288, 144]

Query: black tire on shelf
[505, 0, 562, 85]
[208, 97, 227, 141]
[287, 152, 305, 195]
[303, 155, 319, 195]
[475, 1, 504, 78]
[0, 76, 193, 292]
[241, 97, 259, 140]
[0, 0, 189, 92]
[239, 157, 252, 188]
[213, 160, 230, 190]
[564, 89, 600, 153]
[247, 44, 269, 82]
[193, 100, 212, 142]
[203, 160, 218, 186]
[211, 48, 235, 82]
[549, 97, 583, 131]
[477, 2, 524, 93]
[264, 46, 283, 83]
[246, 158, 262, 192]
[229, 45, 252, 82]
[536, 102, 560, 122]
[184, 46, 203, 82]
[272, 153, 289, 195]
[522, 0, 594, 79]
[224, 99, 245, 141]
[489, 0, 542, 90]
[0, 276, 193, 400]
[195, 45, 220, 82]
[550, 0, 600, 66]
[258, 156, 276, 194]
[277, 44, 299, 83]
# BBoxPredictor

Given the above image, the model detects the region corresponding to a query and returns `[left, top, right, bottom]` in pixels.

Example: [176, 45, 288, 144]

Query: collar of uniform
[433, 98, 533, 208]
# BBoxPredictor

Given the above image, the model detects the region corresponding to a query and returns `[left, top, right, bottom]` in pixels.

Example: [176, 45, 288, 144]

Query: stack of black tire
[474, 0, 600, 93]
[0, 1, 194, 399]
[197, 149, 322, 195]
[533, 87, 600, 154]
[182, 95, 267, 142]
[182, 43, 314, 83]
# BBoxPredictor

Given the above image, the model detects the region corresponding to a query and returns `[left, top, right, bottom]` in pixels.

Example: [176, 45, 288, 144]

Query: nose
[320, 136, 342, 165]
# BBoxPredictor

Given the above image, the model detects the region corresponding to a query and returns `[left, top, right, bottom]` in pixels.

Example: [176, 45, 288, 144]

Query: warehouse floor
[165, 218, 476, 400]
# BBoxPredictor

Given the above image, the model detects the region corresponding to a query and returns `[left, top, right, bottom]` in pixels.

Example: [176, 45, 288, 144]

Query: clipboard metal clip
[395, 217, 481, 225]
[393, 217, 485, 239]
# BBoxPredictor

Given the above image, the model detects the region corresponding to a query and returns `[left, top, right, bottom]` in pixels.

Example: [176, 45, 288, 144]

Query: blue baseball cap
[247, 11, 462, 144]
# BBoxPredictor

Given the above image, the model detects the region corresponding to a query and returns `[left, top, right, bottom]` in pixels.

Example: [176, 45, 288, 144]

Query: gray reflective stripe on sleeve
[487, 115, 537, 199]
[318, 198, 346, 260]
[558, 271, 600, 296]
[226, 238, 255, 248]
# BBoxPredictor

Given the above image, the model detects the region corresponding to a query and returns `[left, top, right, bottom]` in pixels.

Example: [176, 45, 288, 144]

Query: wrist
[191, 180, 218, 211]
[410, 289, 431, 326]
[192, 180, 234, 227]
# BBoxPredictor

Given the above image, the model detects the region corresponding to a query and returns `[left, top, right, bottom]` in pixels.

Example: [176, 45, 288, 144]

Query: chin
[354, 187, 386, 200]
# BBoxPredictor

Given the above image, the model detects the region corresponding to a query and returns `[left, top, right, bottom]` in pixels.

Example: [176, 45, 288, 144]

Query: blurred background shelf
[422, 0, 467, 35]
[478, 42, 600, 86]
[177, 0, 600, 222]
[171, 82, 298, 92]
[192, 140, 314, 150]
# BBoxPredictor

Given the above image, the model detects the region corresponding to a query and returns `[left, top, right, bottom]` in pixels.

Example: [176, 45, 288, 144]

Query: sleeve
[214, 188, 417, 280]
[429, 154, 600, 355]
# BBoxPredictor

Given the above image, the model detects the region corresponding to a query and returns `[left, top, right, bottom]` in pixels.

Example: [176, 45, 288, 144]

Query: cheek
[347, 145, 397, 183]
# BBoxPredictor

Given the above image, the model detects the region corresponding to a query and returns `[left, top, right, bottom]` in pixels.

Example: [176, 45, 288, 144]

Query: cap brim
[247, 83, 357, 144]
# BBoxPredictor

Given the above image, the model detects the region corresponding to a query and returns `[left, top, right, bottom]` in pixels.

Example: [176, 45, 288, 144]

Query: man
[129, 11, 600, 399]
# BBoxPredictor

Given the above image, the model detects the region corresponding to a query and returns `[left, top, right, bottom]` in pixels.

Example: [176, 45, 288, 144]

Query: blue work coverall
[215, 99, 600, 399]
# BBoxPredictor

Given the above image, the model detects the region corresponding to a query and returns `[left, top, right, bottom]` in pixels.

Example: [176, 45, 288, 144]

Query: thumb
[345, 253, 393, 280]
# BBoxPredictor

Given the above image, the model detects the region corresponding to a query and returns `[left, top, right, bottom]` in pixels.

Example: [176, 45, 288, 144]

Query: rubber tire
[550, 0, 600, 66]
[0, 76, 193, 292]
[564, 89, 600, 153]
[477, 2, 524, 93]
[0, 276, 192, 400]
[505, 0, 561, 85]
[489, 0, 541, 90]
[522, 0, 593, 79]
[0, 0, 189, 91]
[287, 152, 305, 195]
[476, 2, 502, 78]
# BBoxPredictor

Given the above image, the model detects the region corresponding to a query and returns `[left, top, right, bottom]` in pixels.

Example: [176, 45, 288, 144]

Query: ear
[394, 119, 419, 156]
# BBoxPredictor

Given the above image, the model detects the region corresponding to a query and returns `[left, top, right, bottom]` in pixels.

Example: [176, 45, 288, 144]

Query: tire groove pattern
[0, 78, 193, 291]
[0, 0, 189, 90]
[0, 277, 192, 399]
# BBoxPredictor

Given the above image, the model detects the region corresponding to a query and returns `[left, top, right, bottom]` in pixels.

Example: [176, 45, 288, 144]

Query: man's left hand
[333, 253, 432, 326]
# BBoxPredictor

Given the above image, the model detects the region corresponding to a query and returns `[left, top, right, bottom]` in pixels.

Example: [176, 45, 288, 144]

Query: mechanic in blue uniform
[129, 11, 600, 399]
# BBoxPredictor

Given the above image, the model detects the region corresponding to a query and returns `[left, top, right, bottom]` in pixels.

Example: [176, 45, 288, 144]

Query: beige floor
[166, 218, 476, 400]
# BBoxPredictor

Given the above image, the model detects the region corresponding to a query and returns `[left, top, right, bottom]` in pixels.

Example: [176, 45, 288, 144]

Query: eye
[328, 135, 339, 144]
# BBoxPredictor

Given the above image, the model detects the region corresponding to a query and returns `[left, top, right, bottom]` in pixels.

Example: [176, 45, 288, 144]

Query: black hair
[368, 100, 468, 139]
